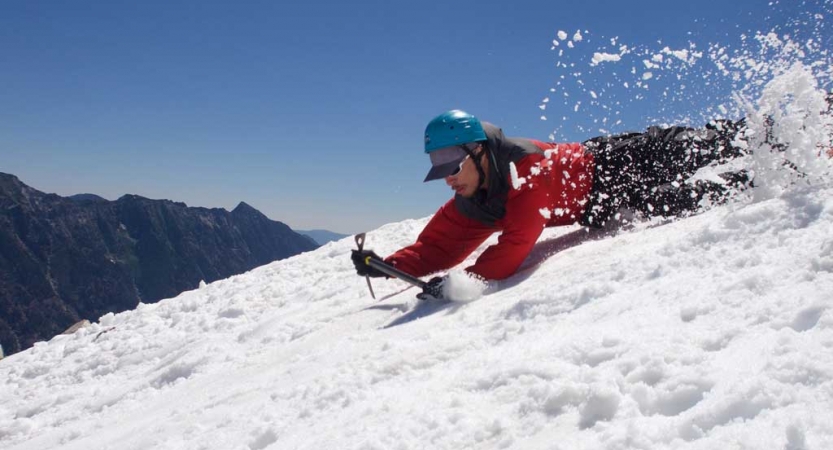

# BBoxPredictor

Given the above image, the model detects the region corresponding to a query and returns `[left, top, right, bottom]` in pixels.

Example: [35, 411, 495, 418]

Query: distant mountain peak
[0, 172, 20, 182]
[69, 194, 107, 204]
[0, 172, 24, 191]
[232, 201, 257, 213]
[232, 201, 269, 218]
[117, 193, 149, 202]
[297, 229, 350, 245]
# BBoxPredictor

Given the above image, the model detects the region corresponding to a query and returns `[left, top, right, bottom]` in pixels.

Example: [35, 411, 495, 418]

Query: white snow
[741, 62, 833, 200]
[441, 270, 488, 303]
[509, 161, 527, 189]
[590, 52, 622, 66]
[2, 175, 832, 449]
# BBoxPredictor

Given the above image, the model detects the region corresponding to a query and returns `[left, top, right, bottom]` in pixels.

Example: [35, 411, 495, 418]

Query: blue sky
[1, 0, 829, 233]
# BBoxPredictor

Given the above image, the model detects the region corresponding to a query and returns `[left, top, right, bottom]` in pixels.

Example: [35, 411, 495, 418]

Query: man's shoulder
[511, 151, 546, 172]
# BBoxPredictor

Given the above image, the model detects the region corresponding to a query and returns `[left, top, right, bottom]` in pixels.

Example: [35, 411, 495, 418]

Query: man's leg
[632, 173, 752, 218]
[580, 132, 643, 228]
[581, 122, 748, 226]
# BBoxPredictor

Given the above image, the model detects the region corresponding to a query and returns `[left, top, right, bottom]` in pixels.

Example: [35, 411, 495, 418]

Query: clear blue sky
[1, 0, 829, 233]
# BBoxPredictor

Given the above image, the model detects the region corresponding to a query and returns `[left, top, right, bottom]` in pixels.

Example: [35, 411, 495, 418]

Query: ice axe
[354, 233, 427, 299]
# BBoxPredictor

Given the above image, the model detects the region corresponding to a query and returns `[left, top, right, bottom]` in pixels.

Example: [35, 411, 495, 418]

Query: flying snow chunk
[643, 72, 654, 80]
[509, 162, 527, 189]
[759, 32, 783, 48]
[591, 52, 622, 66]
[663, 47, 690, 62]
[443, 270, 487, 302]
[557, 30, 568, 40]
[573, 31, 583, 42]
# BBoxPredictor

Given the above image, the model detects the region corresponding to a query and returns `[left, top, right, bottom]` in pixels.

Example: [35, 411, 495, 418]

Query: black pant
[580, 121, 747, 228]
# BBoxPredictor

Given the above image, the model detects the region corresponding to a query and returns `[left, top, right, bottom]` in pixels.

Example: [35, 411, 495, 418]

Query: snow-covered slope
[1, 177, 832, 449]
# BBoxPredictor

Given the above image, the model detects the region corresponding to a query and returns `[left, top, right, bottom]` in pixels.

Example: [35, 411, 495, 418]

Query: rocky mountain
[0, 172, 318, 356]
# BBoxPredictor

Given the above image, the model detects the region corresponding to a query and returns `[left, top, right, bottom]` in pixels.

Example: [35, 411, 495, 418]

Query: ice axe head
[354, 233, 375, 299]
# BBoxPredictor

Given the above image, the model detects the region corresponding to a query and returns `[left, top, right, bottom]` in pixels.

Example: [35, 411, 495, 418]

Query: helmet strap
[462, 144, 488, 191]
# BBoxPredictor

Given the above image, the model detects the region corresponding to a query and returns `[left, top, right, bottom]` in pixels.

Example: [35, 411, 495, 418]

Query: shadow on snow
[379, 299, 460, 329]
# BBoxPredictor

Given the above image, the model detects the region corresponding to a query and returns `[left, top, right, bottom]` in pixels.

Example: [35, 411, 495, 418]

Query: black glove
[417, 276, 446, 301]
[351, 249, 387, 278]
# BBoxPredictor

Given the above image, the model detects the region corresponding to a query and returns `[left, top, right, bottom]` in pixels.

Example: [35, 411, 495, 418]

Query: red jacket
[387, 140, 594, 280]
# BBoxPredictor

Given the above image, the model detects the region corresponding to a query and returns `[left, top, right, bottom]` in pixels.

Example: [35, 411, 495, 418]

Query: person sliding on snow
[352, 109, 751, 298]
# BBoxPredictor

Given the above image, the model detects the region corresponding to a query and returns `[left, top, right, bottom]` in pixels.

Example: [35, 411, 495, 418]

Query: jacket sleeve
[384, 199, 496, 278]
[466, 157, 551, 280]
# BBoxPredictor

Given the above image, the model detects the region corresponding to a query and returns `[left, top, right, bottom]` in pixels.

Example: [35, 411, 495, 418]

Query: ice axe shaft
[366, 258, 427, 289]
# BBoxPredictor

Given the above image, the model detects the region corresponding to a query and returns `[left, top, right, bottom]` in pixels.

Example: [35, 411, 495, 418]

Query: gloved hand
[417, 276, 446, 301]
[351, 249, 387, 278]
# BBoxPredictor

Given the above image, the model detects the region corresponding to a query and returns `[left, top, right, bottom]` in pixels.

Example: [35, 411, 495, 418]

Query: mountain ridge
[0, 172, 318, 356]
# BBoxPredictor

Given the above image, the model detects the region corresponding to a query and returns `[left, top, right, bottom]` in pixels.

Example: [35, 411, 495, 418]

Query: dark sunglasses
[449, 143, 482, 177]
[449, 155, 470, 177]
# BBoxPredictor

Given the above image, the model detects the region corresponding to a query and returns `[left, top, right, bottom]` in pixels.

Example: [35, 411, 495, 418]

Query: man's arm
[385, 199, 495, 278]
[466, 158, 552, 280]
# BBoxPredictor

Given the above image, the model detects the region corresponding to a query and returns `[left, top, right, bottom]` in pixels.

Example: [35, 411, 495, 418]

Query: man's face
[445, 147, 485, 198]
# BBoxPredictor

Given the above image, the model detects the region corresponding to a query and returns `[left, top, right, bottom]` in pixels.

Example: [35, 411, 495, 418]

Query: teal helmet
[422, 110, 488, 182]
[424, 110, 487, 153]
